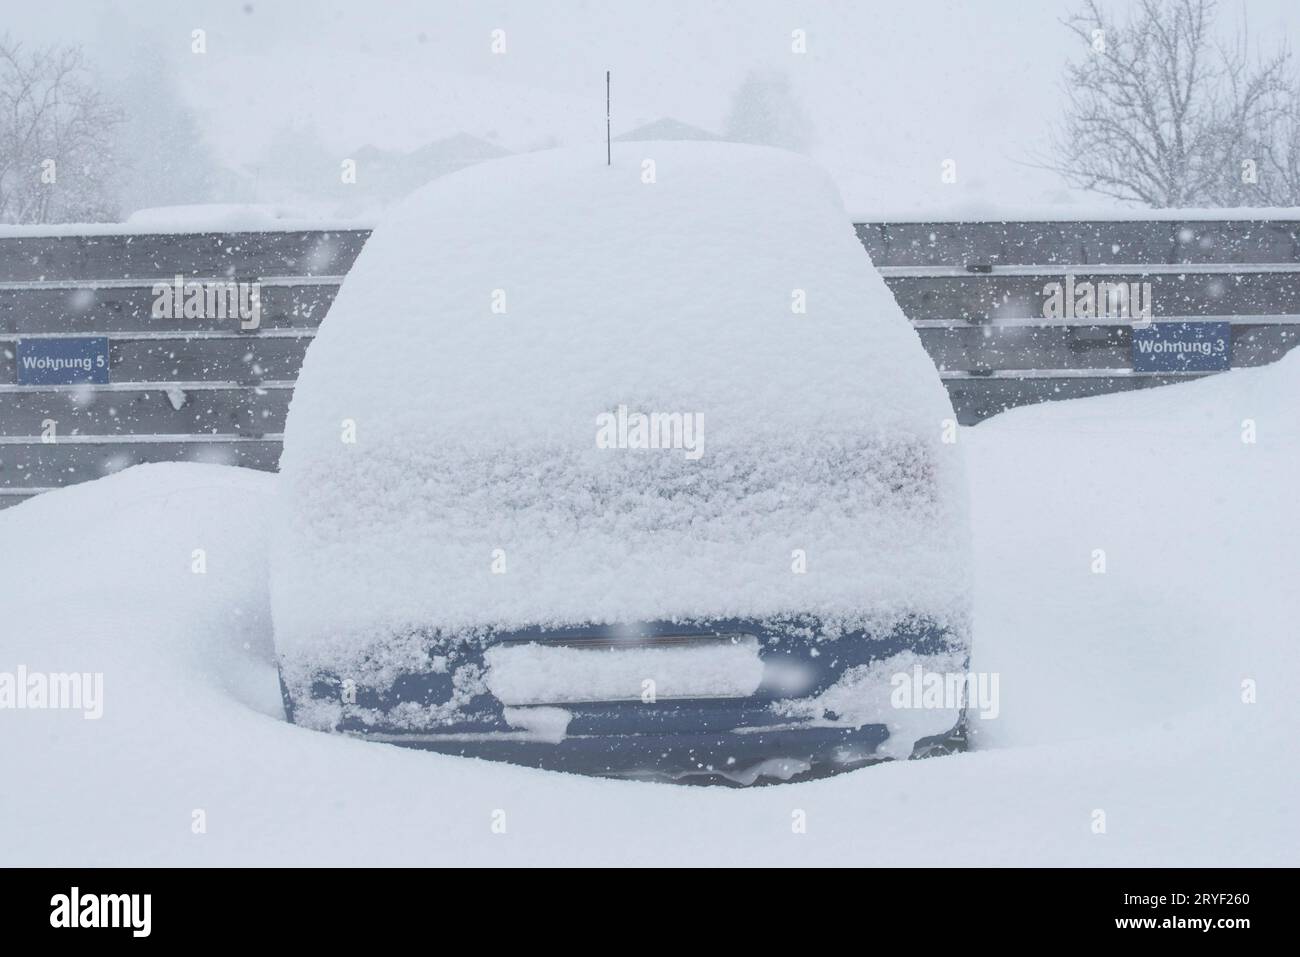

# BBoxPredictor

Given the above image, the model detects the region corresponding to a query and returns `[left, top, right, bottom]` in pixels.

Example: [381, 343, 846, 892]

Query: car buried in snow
[271, 142, 973, 785]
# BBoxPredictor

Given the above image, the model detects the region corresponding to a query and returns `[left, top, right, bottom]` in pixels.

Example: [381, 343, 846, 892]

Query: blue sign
[1132, 322, 1231, 372]
[15, 338, 110, 385]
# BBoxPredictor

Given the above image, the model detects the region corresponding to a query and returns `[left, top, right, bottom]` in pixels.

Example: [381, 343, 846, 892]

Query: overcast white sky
[8, 0, 1300, 215]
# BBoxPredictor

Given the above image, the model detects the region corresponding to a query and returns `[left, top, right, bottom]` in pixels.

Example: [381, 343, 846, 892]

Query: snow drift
[1, 349, 1296, 862]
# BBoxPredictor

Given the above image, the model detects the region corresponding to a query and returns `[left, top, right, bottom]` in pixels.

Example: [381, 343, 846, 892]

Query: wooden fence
[1, 219, 1296, 506]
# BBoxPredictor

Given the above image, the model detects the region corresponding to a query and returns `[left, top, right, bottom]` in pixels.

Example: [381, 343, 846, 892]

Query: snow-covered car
[271, 142, 972, 785]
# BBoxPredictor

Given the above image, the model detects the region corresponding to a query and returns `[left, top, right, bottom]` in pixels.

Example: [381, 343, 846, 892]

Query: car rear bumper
[279, 616, 969, 785]
[345, 715, 965, 786]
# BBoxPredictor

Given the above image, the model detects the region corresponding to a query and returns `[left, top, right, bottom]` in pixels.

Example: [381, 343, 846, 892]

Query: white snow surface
[4, 204, 1297, 241]
[272, 143, 969, 671]
[125, 204, 318, 228]
[845, 204, 1300, 224]
[774, 649, 968, 761]
[0, 210, 362, 238]
[2, 351, 1297, 865]
[484, 638, 765, 705]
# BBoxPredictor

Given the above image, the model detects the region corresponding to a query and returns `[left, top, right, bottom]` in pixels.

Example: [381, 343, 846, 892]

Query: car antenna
[606, 70, 611, 166]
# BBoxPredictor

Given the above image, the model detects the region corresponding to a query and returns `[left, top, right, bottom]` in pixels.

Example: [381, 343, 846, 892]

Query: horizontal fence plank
[0, 386, 290, 435]
[922, 325, 1127, 371]
[0, 230, 370, 282]
[910, 313, 1300, 327]
[877, 262, 1300, 277]
[0, 487, 52, 498]
[943, 374, 1209, 424]
[0, 336, 312, 383]
[0, 284, 335, 334]
[857, 220, 1300, 268]
[0, 438, 283, 488]
[917, 323, 1300, 371]
[883, 271, 1300, 322]
[1166, 321, 1291, 367]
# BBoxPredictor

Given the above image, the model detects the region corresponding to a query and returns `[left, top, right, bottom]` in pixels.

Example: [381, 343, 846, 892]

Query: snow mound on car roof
[272, 142, 969, 667]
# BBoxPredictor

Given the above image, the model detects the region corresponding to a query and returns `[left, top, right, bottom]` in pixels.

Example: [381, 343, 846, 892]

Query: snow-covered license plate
[483, 636, 763, 705]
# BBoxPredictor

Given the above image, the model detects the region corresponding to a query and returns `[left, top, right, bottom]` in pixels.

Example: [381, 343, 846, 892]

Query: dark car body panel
[280, 616, 967, 785]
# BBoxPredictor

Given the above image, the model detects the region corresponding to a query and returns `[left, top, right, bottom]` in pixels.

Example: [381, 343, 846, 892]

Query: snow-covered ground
[1, 354, 1296, 866]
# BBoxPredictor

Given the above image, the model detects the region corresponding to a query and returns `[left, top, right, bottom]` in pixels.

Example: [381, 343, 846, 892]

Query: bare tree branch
[0, 34, 123, 223]
[1034, 0, 1293, 208]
